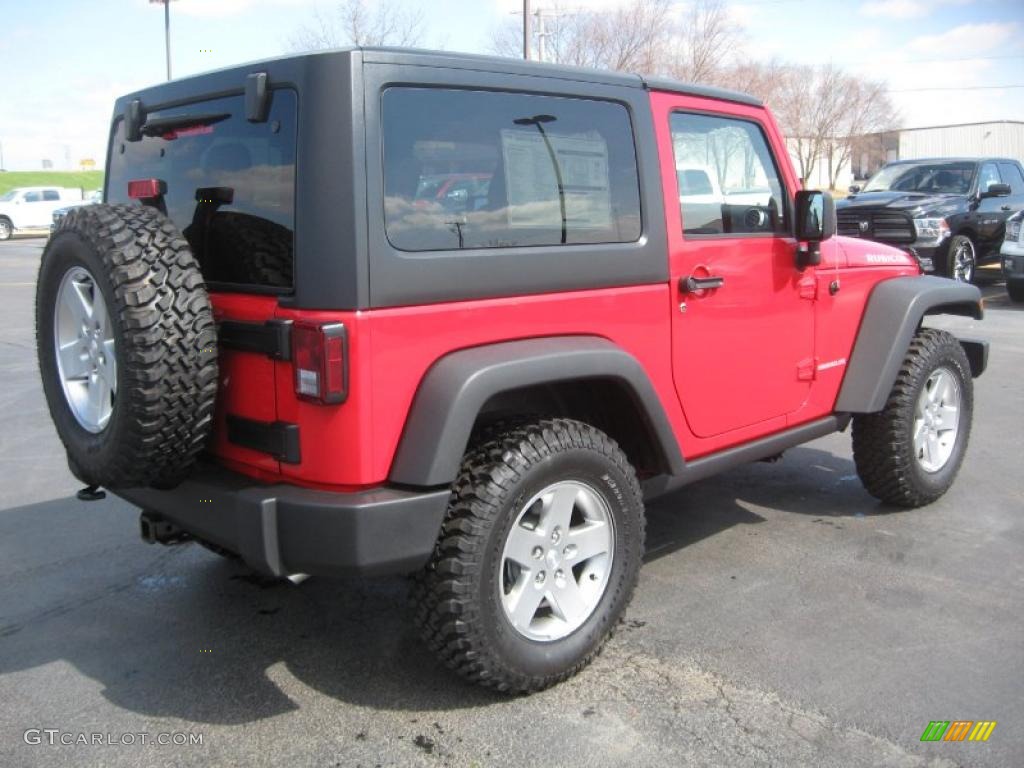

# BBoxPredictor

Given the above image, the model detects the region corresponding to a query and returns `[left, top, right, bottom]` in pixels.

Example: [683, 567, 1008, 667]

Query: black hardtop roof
[113, 46, 762, 113]
[883, 157, 1020, 166]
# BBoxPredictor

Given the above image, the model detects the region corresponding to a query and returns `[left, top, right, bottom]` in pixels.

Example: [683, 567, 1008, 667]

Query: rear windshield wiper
[140, 112, 230, 138]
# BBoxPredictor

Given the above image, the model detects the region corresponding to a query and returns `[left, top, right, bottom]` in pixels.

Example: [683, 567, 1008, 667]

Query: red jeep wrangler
[36, 48, 987, 693]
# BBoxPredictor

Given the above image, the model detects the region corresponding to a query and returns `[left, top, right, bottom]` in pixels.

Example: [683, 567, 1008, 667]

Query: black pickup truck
[837, 157, 1024, 282]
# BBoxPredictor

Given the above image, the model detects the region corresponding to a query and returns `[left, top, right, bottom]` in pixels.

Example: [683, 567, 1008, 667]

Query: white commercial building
[898, 121, 1024, 164]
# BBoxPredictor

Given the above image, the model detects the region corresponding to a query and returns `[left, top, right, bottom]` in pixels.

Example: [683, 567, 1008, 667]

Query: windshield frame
[862, 161, 978, 195]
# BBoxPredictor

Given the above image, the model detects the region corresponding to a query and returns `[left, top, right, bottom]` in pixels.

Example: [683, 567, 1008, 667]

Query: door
[973, 162, 1009, 250]
[20, 190, 47, 227]
[655, 100, 813, 439]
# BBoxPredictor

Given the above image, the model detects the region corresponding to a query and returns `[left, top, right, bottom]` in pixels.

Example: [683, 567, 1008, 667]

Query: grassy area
[0, 171, 104, 197]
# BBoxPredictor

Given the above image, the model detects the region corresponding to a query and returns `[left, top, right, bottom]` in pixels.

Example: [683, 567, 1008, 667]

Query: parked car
[0, 187, 84, 240]
[49, 189, 103, 236]
[838, 158, 1024, 282]
[1001, 210, 1024, 302]
[413, 173, 492, 212]
[36, 48, 987, 694]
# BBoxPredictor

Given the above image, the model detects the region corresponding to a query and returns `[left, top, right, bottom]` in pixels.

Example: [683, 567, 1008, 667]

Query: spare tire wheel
[36, 204, 218, 489]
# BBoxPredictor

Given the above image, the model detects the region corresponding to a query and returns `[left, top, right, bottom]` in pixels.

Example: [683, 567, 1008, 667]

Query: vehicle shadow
[643, 444, 902, 566]
[0, 450, 905, 724]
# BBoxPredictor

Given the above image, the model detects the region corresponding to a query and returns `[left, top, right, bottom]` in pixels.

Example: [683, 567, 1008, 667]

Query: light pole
[149, 0, 176, 80]
[523, 0, 531, 60]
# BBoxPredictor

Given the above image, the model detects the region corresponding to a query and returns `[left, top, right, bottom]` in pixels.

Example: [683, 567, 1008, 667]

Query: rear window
[381, 87, 642, 252]
[107, 90, 297, 291]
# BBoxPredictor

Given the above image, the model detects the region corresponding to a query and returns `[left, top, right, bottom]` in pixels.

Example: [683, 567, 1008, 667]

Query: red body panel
[203, 92, 920, 491]
[208, 294, 281, 475]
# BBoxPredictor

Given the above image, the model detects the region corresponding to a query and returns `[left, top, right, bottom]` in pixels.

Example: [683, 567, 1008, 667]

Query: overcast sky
[1, 0, 1021, 171]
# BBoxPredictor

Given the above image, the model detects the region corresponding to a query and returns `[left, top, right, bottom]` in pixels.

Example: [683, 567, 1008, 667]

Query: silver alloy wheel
[0, 220, 11, 240]
[500, 480, 614, 642]
[54, 266, 116, 433]
[951, 237, 975, 283]
[913, 366, 960, 473]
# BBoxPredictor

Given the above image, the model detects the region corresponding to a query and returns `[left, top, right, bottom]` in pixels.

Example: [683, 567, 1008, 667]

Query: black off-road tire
[1007, 279, 1024, 303]
[36, 204, 218, 489]
[410, 418, 645, 694]
[852, 329, 973, 508]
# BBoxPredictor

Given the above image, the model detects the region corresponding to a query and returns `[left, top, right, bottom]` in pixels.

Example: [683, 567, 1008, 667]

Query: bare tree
[290, 0, 425, 50]
[826, 77, 898, 189]
[668, 0, 742, 83]
[490, 0, 737, 77]
[490, 2, 897, 190]
[742, 63, 896, 188]
[714, 57, 789, 104]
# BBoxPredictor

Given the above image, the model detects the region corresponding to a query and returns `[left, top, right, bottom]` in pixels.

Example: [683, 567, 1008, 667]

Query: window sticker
[500, 130, 612, 229]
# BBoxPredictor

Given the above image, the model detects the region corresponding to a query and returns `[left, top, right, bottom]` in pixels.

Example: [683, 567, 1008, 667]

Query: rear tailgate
[209, 293, 282, 474]
[106, 88, 298, 477]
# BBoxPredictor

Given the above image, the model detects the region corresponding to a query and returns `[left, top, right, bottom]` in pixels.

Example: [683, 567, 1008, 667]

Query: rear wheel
[852, 329, 972, 507]
[411, 418, 645, 693]
[944, 234, 976, 283]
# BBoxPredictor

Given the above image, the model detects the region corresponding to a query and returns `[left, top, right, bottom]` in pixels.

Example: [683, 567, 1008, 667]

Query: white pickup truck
[0, 187, 84, 240]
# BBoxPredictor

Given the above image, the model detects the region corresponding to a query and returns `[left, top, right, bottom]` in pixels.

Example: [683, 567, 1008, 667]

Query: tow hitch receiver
[139, 512, 191, 545]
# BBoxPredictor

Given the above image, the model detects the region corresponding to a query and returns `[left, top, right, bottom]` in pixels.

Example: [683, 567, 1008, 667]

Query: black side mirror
[849, 184, 861, 194]
[795, 190, 835, 269]
[980, 183, 1011, 199]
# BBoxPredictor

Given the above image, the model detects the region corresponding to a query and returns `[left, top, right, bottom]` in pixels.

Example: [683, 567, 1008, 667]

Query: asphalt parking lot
[0, 236, 1021, 768]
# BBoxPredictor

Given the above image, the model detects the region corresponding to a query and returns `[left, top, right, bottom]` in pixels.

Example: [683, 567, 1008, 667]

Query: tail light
[127, 178, 167, 199]
[292, 322, 348, 404]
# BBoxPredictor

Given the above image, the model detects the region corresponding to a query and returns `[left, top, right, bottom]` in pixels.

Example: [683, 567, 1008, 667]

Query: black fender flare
[835, 275, 984, 414]
[388, 336, 685, 487]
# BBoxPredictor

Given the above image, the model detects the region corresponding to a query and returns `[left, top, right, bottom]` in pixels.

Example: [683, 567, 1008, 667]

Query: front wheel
[852, 329, 973, 507]
[411, 418, 645, 693]
[944, 234, 976, 283]
[0, 218, 12, 241]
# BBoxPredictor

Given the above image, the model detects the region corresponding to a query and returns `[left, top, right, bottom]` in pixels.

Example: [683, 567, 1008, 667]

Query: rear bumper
[115, 464, 450, 577]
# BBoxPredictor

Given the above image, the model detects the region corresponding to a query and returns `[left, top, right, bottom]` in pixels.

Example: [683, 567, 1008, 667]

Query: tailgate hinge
[218, 319, 292, 361]
[797, 358, 818, 381]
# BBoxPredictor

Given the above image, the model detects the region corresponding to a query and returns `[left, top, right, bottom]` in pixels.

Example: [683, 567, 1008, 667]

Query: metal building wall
[898, 122, 1024, 163]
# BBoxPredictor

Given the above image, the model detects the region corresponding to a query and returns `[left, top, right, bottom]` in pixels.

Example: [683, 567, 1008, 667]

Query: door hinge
[798, 276, 818, 300]
[797, 358, 817, 381]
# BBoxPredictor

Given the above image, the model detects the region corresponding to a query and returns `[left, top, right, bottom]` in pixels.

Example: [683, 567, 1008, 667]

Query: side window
[42, 190, 60, 202]
[23, 191, 43, 203]
[978, 163, 1002, 192]
[381, 87, 642, 251]
[669, 112, 788, 236]
[998, 162, 1024, 193]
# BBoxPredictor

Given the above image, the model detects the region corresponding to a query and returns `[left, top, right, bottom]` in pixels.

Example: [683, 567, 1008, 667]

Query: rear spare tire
[36, 204, 218, 489]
